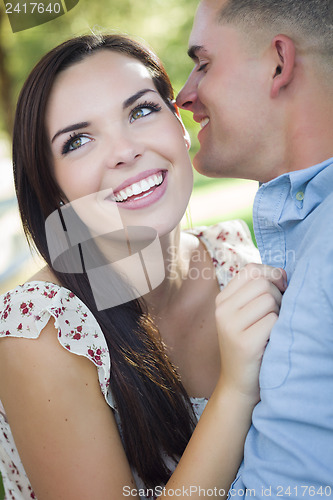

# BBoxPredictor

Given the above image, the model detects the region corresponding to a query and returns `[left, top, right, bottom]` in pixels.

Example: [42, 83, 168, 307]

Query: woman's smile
[108, 169, 168, 209]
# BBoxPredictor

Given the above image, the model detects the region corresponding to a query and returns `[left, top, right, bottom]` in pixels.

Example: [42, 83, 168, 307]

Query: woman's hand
[215, 263, 287, 403]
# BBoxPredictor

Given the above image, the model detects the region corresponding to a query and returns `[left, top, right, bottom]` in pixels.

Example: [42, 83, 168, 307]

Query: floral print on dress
[87, 345, 108, 366]
[0, 221, 259, 499]
[188, 220, 260, 289]
[19, 301, 34, 317]
[0, 281, 112, 499]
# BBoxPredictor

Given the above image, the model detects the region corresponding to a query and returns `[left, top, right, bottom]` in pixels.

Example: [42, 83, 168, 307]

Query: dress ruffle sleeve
[0, 281, 113, 408]
[0, 281, 114, 499]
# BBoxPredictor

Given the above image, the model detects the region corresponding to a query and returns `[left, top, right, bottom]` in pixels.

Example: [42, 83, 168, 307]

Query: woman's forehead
[56, 50, 153, 88]
[45, 50, 157, 134]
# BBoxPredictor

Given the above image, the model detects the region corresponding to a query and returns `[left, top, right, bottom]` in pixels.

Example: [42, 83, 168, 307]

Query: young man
[177, 0, 333, 497]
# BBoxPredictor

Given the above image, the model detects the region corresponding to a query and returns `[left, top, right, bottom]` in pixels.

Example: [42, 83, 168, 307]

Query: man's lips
[200, 117, 210, 129]
[193, 114, 210, 129]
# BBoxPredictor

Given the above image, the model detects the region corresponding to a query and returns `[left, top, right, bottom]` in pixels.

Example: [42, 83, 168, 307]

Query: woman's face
[46, 50, 193, 238]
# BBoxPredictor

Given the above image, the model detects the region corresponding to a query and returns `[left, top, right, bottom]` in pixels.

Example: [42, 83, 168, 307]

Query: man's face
[177, 0, 278, 182]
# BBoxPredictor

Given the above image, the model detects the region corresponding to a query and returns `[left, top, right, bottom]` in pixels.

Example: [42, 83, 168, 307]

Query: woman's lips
[107, 170, 168, 210]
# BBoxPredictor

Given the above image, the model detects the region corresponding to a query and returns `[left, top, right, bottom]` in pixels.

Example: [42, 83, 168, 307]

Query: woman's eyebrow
[123, 88, 158, 109]
[51, 89, 158, 143]
[51, 121, 89, 143]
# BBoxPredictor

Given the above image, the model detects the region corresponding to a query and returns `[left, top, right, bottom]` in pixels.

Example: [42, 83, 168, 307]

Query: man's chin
[193, 150, 219, 178]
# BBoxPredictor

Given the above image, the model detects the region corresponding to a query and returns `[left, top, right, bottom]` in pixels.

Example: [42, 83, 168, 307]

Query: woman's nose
[106, 131, 143, 169]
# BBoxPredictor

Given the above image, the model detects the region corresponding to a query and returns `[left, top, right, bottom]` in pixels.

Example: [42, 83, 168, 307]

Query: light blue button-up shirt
[231, 158, 333, 499]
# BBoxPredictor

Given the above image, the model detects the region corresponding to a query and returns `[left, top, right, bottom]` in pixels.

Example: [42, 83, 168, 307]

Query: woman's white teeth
[118, 190, 128, 201]
[115, 173, 163, 202]
[200, 117, 210, 128]
[140, 179, 150, 191]
[132, 183, 141, 195]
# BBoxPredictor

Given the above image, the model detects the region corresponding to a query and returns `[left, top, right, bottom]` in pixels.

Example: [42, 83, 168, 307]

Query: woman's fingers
[217, 288, 281, 338]
[245, 311, 279, 350]
[215, 263, 284, 400]
[216, 263, 287, 305]
[216, 276, 282, 313]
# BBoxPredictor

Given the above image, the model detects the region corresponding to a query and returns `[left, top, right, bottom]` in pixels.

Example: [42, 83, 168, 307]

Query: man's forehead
[188, 0, 223, 56]
[195, 0, 228, 21]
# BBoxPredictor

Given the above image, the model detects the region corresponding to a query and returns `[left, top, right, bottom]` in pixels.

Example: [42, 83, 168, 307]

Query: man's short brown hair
[219, 0, 333, 68]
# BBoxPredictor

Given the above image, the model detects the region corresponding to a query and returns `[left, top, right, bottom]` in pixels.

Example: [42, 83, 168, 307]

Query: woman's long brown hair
[13, 33, 196, 487]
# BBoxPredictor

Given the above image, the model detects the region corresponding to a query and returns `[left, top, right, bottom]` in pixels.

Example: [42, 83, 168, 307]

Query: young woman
[0, 34, 285, 499]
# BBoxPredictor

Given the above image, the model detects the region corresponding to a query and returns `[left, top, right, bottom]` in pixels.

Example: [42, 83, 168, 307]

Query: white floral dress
[0, 222, 259, 499]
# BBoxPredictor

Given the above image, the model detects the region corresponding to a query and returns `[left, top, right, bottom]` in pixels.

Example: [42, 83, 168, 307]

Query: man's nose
[176, 70, 199, 111]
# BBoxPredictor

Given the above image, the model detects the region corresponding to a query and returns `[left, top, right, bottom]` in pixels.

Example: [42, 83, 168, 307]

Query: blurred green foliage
[0, 0, 224, 188]
[0, 0, 199, 137]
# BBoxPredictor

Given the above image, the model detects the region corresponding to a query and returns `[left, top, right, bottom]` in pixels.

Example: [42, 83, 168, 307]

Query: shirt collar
[288, 157, 333, 200]
[258, 157, 333, 211]
[261, 157, 333, 189]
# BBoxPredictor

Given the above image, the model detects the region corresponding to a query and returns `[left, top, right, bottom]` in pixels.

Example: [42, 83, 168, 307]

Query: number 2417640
[5, 3, 61, 14]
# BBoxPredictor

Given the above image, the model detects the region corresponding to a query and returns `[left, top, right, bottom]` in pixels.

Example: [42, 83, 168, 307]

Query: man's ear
[270, 35, 296, 98]
[173, 101, 191, 150]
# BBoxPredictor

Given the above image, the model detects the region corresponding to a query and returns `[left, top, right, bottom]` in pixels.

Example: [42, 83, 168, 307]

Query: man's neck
[279, 80, 333, 176]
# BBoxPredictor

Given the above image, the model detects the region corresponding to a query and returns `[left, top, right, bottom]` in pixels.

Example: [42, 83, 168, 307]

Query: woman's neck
[143, 225, 200, 317]
[32, 224, 198, 317]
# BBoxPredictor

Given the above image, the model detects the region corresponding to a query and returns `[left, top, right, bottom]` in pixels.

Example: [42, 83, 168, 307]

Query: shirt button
[296, 191, 304, 201]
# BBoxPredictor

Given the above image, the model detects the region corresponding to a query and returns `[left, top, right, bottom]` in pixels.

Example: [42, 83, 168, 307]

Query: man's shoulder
[294, 192, 333, 281]
[286, 191, 333, 273]
[303, 191, 333, 239]
[316, 190, 333, 209]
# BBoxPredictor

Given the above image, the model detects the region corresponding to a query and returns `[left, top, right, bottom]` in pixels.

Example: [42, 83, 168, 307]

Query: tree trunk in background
[0, 5, 14, 137]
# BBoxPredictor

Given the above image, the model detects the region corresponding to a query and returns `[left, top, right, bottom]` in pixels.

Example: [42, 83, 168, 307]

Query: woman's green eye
[68, 136, 90, 151]
[62, 135, 91, 155]
[129, 102, 162, 123]
[131, 107, 151, 121]
[70, 137, 84, 150]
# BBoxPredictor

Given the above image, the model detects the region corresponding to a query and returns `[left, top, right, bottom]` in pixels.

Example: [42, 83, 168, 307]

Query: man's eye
[198, 63, 208, 72]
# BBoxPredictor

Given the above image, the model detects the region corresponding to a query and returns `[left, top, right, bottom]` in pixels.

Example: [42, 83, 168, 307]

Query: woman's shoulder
[0, 279, 92, 340]
[0, 279, 112, 404]
[187, 220, 261, 288]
